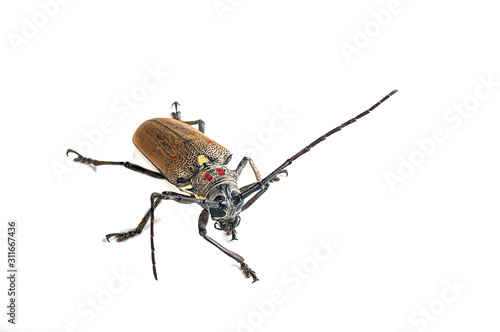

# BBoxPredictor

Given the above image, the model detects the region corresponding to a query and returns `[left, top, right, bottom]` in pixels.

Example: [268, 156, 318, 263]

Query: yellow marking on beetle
[195, 194, 204, 199]
[198, 155, 208, 165]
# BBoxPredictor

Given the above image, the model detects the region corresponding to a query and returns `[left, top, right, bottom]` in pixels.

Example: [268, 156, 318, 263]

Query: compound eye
[231, 190, 242, 205]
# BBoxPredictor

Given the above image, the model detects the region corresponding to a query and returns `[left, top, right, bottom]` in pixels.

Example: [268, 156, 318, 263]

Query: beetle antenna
[241, 90, 398, 199]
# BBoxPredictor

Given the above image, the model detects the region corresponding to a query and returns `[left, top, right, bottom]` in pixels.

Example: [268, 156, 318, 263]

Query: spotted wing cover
[133, 118, 231, 187]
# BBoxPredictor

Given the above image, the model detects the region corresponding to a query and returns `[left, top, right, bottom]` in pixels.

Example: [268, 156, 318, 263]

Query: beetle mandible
[67, 90, 398, 282]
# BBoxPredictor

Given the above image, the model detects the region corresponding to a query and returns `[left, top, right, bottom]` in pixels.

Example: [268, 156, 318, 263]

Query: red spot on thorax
[204, 173, 212, 181]
[173, 155, 178, 160]
[215, 168, 225, 175]
[207, 140, 212, 143]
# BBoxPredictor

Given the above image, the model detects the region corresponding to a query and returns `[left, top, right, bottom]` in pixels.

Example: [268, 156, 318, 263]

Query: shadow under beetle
[67, 90, 398, 282]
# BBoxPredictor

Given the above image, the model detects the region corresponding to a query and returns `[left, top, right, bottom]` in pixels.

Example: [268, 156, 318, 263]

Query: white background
[1, 1, 499, 331]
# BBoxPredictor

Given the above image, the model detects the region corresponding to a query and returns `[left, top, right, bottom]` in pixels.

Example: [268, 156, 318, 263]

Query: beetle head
[207, 182, 243, 220]
[206, 182, 244, 240]
[191, 160, 245, 240]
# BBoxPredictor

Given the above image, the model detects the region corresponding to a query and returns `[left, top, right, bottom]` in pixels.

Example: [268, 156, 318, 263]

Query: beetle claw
[66, 149, 97, 167]
[66, 149, 89, 163]
[105, 231, 136, 242]
[270, 169, 288, 183]
[240, 262, 258, 283]
[66, 149, 83, 158]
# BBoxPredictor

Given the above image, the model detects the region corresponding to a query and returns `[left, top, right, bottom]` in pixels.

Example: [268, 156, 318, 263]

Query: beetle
[66, 90, 397, 282]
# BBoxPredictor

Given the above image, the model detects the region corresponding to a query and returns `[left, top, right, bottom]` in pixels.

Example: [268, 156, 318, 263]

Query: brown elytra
[133, 118, 232, 187]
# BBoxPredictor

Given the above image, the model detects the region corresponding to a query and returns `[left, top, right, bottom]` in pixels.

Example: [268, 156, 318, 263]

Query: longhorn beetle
[67, 90, 398, 282]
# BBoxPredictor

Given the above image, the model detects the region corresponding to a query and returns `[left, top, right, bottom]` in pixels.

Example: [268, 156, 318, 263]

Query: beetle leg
[106, 190, 222, 280]
[144, 191, 223, 280]
[238, 170, 288, 211]
[241, 184, 269, 212]
[181, 120, 206, 133]
[198, 209, 259, 282]
[105, 195, 163, 242]
[239, 170, 288, 192]
[240, 263, 258, 282]
[66, 149, 164, 179]
[168, 101, 205, 132]
[234, 157, 263, 181]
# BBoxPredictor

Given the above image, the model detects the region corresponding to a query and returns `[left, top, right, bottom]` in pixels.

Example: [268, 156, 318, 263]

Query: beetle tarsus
[77, 156, 93, 164]
[66, 149, 97, 166]
[270, 169, 288, 183]
[240, 262, 259, 283]
[105, 231, 137, 242]
[76, 156, 95, 165]
[171, 101, 181, 120]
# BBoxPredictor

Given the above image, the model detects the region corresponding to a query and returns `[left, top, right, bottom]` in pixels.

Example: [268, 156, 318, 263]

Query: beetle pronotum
[67, 90, 397, 282]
